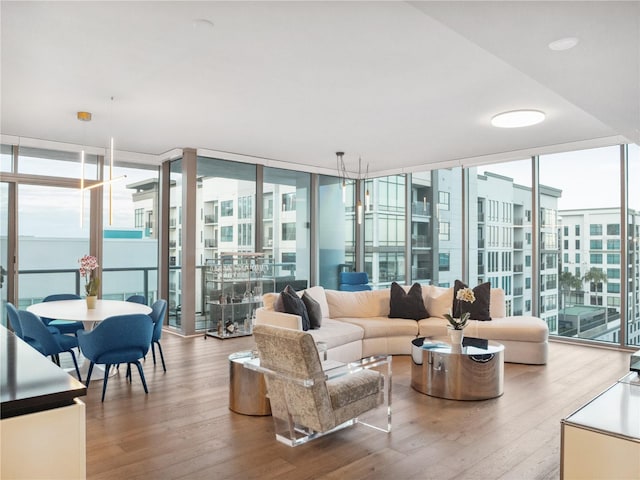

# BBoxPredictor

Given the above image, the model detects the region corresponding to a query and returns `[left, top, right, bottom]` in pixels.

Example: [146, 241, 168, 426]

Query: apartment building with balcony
[559, 208, 640, 344]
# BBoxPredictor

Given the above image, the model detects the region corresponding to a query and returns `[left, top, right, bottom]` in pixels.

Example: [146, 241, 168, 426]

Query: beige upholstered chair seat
[252, 324, 391, 446]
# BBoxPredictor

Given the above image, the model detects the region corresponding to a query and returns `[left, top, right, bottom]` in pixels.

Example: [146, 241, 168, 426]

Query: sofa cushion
[281, 285, 310, 331]
[473, 316, 549, 342]
[426, 286, 453, 319]
[325, 289, 390, 318]
[303, 286, 331, 319]
[418, 316, 548, 342]
[305, 318, 364, 349]
[389, 282, 428, 320]
[302, 291, 322, 329]
[453, 280, 491, 321]
[338, 316, 419, 338]
[263, 292, 279, 311]
[489, 289, 506, 318]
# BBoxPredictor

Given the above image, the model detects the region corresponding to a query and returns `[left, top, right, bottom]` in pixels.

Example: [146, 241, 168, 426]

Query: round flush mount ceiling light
[491, 110, 546, 128]
[548, 37, 579, 51]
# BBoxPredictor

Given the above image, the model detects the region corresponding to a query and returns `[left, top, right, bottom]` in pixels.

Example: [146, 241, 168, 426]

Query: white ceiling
[1, 1, 638, 175]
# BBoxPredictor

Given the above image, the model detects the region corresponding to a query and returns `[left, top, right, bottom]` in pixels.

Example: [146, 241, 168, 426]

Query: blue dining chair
[7, 302, 25, 337]
[77, 314, 153, 402]
[126, 294, 147, 305]
[18, 309, 82, 382]
[338, 271, 372, 291]
[6, 302, 60, 348]
[149, 299, 168, 372]
[42, 293, 85, 336]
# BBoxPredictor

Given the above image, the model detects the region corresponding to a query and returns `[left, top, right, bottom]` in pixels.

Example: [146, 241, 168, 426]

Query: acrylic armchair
[251, 324, 391, 447]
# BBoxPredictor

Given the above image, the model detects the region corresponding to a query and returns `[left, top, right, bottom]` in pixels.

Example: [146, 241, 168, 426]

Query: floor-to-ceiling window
[540, 146, 621, 343]
[318, 175, 355, 289]
[16, 147, 96, 307]
[0, 179, 8, 324]
[196, 157, 256, 332]
[0, 145, 12, 323]
[364, 174, 406, 288]
[409, 172, 433, 285]
[101, 163, 159, 304]
[434, 168, 463, 287]
[263, 167, 310, 291]
[168, 159, 183, 328]
[472, 160, 533, 317]
[406, 167, 464, 288]
[627, 143, 640, 346]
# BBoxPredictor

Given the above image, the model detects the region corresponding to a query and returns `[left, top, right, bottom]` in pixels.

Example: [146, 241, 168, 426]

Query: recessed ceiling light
[491, 110, 546, 128]
[548, 37, 579, 51]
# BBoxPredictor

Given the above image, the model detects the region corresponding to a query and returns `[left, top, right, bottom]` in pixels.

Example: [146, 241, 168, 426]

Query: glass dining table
[26, 299, 153, 381]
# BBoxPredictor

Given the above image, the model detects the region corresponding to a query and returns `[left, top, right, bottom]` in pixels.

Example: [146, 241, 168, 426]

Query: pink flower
[79, 255, 100, 296]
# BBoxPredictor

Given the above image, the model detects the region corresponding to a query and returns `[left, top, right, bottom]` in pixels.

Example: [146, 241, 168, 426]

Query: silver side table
[228, 351, 271, 416]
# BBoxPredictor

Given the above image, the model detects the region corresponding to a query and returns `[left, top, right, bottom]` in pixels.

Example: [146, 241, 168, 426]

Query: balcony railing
[513, 241, 523, 249]
[17, 267, 159, 309]
[477, 212, 485, 222]
[411, 235, 430, 248]
[478, 239, 485, 249]
[514, 264, 524, 273]
[513, 287, 523, 296]
[204, 214, 218, 224]
[204, 239, 218, 248]
[411, 201, 430, 216]
[411, 267, 431, 280]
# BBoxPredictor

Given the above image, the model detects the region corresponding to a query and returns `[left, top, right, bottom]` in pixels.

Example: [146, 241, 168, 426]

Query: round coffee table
[410, 337, 504, 400]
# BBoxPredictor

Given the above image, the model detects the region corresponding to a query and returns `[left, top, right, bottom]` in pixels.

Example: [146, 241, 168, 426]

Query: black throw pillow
[281, 285, 311, 331]
[302, 291, 322, 329]
[389, 282, 429, 320]
[452, 279, 491, 321]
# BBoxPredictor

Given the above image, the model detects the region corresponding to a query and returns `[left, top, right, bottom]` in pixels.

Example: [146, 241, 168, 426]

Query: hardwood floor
[83, 333, 631, 480]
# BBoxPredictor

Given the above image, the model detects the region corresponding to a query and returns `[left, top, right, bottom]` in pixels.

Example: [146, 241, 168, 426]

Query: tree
[559, 271, 582, 309]
[582, 267, 608, 323]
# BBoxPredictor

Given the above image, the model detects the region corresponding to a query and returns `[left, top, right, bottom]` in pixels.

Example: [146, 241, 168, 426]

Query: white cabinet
[561, 372, 640, 479]
[1, 399, 86, 479]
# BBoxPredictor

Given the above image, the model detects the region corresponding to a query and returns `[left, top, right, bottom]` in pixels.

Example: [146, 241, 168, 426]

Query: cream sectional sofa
[256, 285, 549, 365]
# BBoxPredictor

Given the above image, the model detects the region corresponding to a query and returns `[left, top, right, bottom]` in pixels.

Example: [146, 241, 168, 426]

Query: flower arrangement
[444, 287, 476, 330]
[79, 254, 100, 297]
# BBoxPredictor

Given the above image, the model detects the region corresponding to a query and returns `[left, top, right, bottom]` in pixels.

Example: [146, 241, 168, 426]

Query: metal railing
[17, 266, 158, 308]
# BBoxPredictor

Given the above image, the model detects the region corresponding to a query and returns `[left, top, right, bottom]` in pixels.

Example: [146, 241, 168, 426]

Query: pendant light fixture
[336, 152, 347, 203]
[336, 151, 369, 225]
[77, 111, 91, 226]
[77, 99, 126, 227]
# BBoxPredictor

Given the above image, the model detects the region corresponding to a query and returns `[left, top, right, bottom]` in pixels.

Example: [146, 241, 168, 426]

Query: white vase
[448, 327, 464, 345]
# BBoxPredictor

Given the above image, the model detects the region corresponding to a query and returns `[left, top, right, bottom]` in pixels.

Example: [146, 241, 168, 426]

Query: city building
[559, 208, 640, 344]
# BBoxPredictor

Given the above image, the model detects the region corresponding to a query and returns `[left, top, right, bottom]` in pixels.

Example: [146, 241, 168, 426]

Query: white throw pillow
[426, 287, 453, 318]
